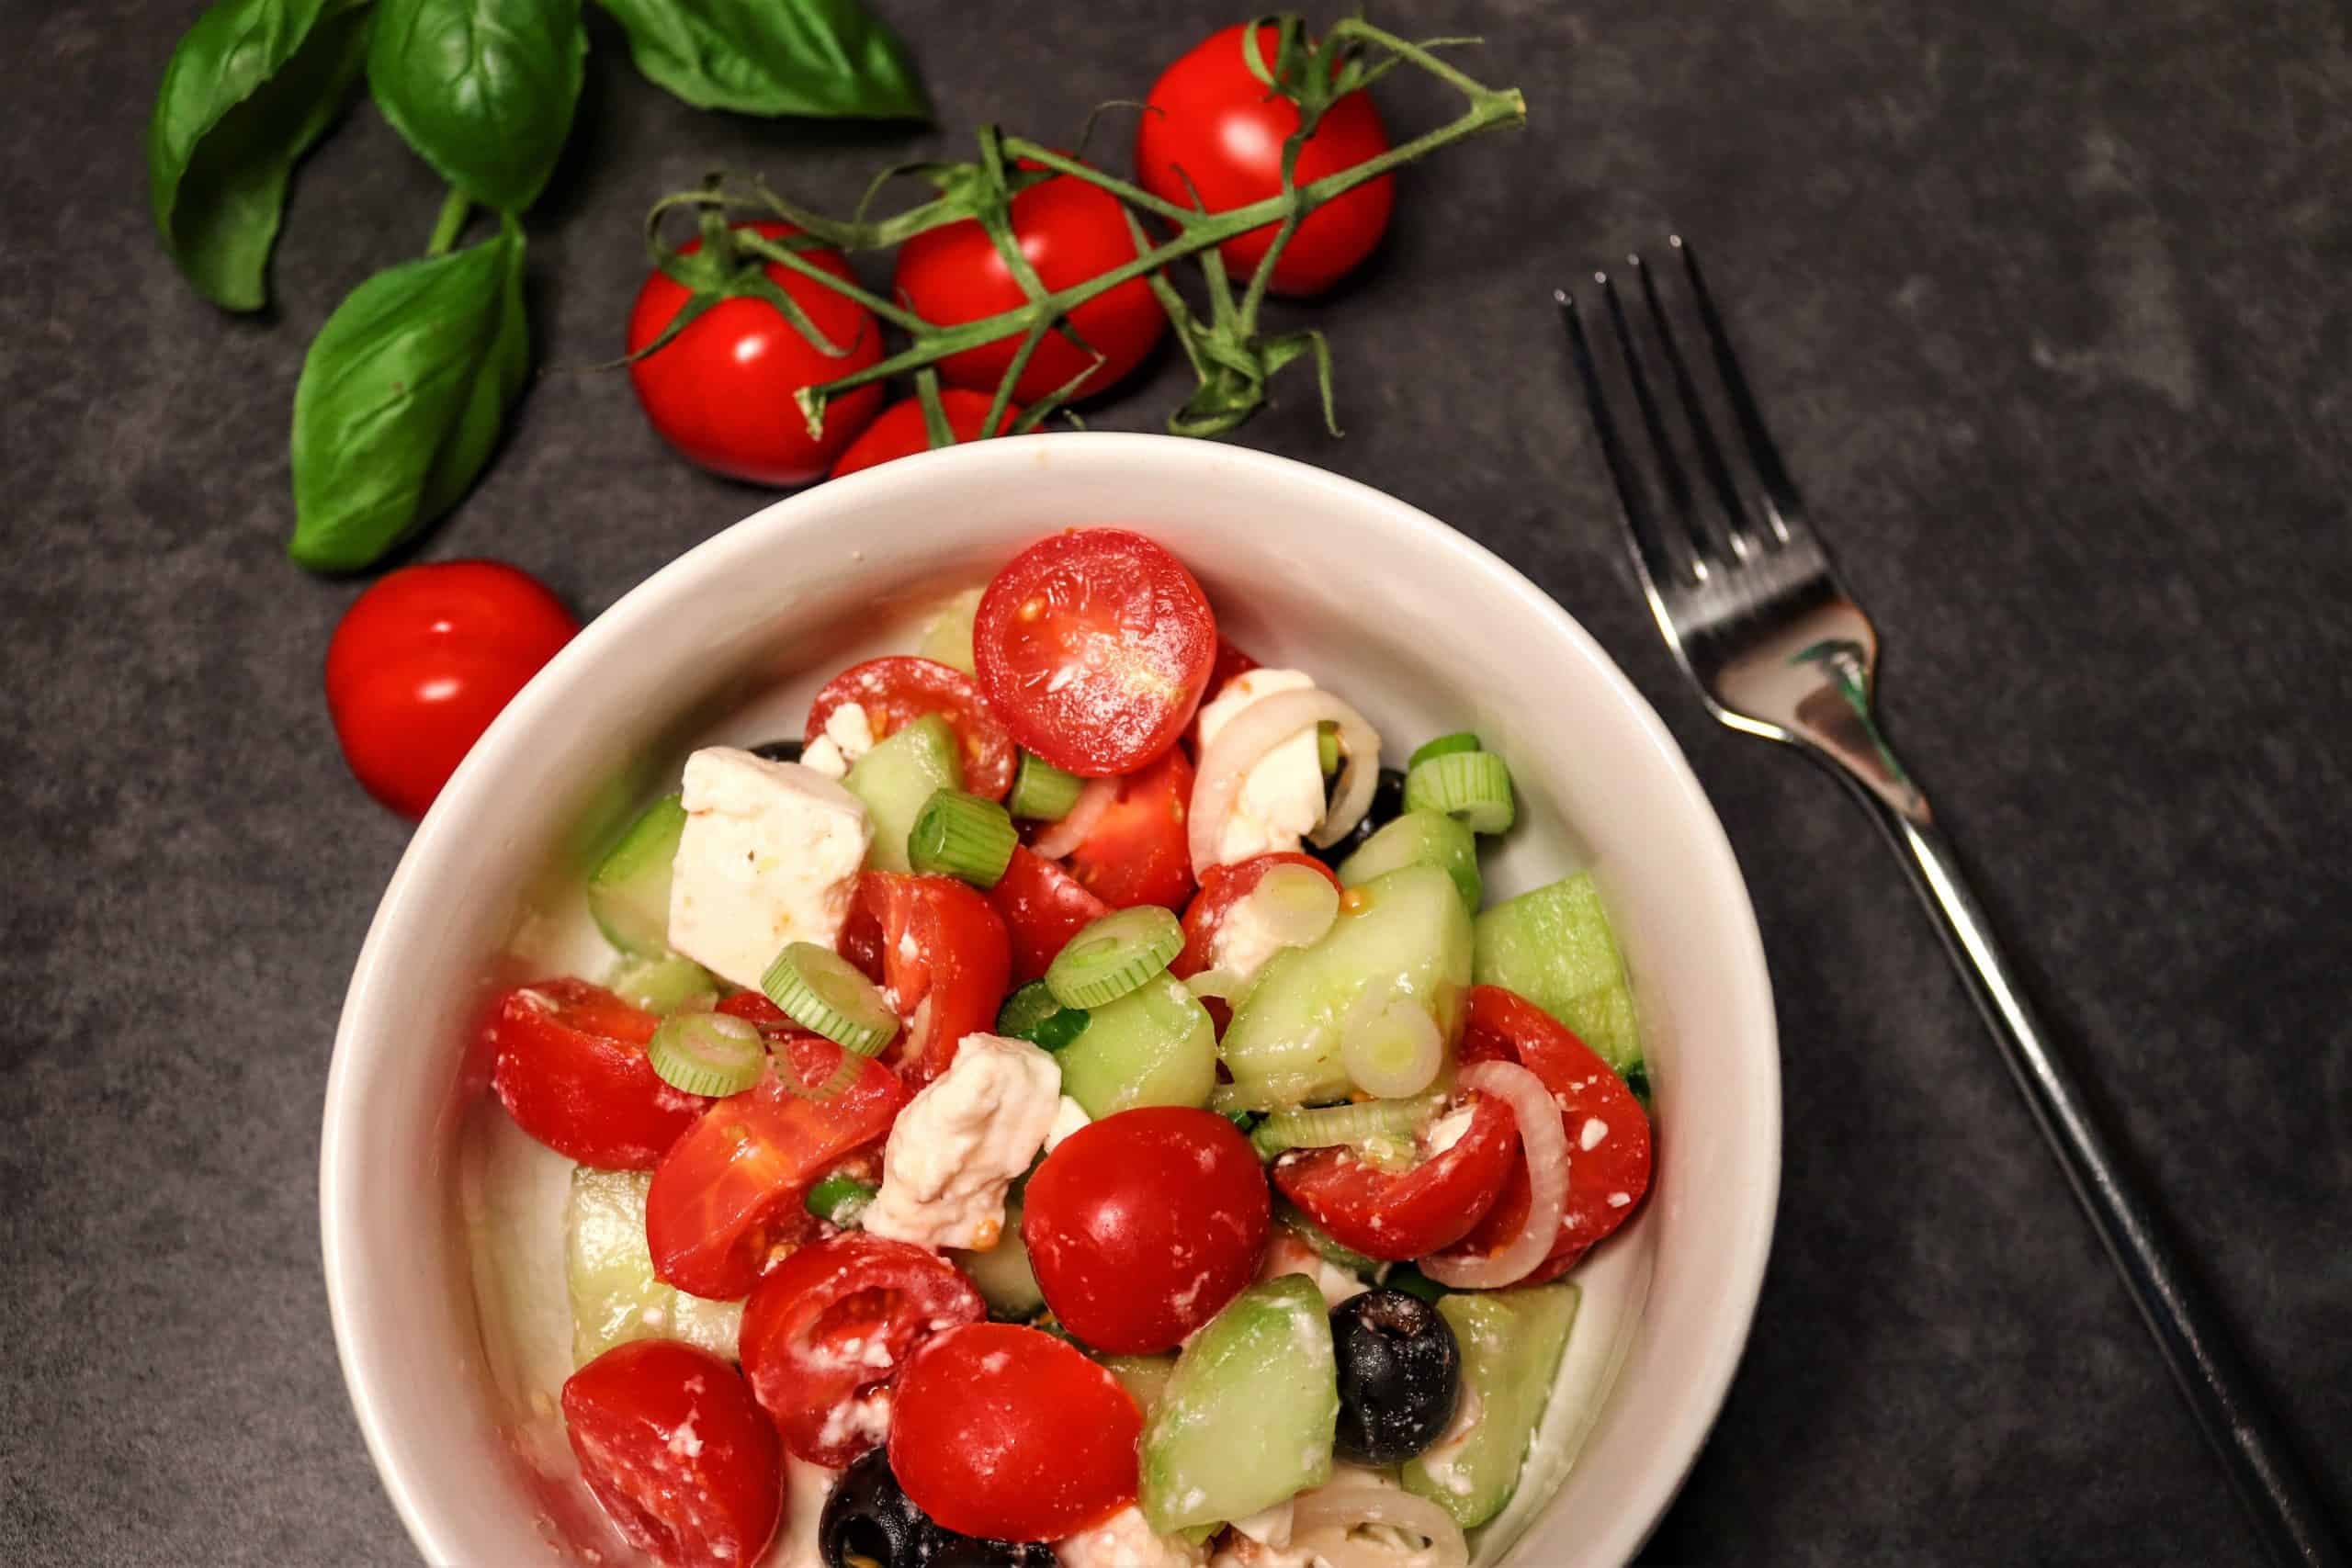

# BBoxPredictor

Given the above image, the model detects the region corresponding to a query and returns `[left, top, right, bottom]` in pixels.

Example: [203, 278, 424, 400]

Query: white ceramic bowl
[322, 432, 1779, 1568]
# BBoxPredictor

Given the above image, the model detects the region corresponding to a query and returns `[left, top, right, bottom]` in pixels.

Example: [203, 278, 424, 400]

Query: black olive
[820, 1448, 1056, 1568]
[750, 738, 805, 763]
[1305, 767, 1408, 870]
[1330, 1287, 1461, 1464]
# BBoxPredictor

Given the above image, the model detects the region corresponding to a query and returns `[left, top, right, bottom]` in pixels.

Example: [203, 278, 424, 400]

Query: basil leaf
[146, 0, 371, 311]
[288, 218, 531, 571]
[368, 0, 586, 213]
[594, 0, 928, 121]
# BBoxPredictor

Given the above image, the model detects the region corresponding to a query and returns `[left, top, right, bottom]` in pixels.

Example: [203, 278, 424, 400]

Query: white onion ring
[1290, 1486, 1470, 1568]
[1189, 689, 1381, 875]
[1419, 1061, 1568, 1289]
[1185, 968, 1245, 1001]
[1027, 775, 1117, 860]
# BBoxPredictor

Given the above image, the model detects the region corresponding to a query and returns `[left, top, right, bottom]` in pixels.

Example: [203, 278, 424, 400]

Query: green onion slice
[1250, 1093, 1442, 1161]
[1008, 751, 1086, 821]
[1408, 731, 1482, 769]
[909, 788, 1018, 887]
[647, 1011, 765, 1098]
[996, 980, 1090, 1053]
[805, 1173, 878, 1227]
[762, 942, 901, 1055]
[1403, 750, 1515, 834]
[1317, 720, 1341, 776]
[605, 952, 720, 1015]
[1044, 905, 1183, 1010]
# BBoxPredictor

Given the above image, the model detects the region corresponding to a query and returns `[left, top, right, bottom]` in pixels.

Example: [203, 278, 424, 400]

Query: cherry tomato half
[325, 560, 578, 820]
[987, 845, 1112, 987]
[1136, 24, 1395, 297]
[560, 1339, 783, 1568]
[1273, 1089, 1520, 1262]
[1023, 1107, 1271, 1353]
[1173, 852, 1340, 978]
[740, 1233, 986, 1467]
[807, 657, 1017, 800]
[1208, 634, 1261, 699]
[829, 389, 1023, 479]
[888, 1323, 1142, 1541]
[1060, 746, 1197, 913]
[487, 979, 706, 1170]
[972, 529, 1218, 777]
[628, 221, 883, 485]
[858, 872, 1013, 1088]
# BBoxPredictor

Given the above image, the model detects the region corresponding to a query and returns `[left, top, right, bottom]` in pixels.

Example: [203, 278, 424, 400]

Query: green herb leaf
[594, 0, 929, 121]
[368, 0, 586, 213]
[146, 0, 372, 311]
[288, 216, 531, 571]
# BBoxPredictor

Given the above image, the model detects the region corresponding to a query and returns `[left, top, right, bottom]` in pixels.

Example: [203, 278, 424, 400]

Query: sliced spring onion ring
[1290, 1485, 1470, 1568]
[761, 942, 901, 1056]
[1190, 688, 1382, 875]
[1317, 719, 1341, 775]
[1402, 750, 1515, 835]
[1044, 905, 1183, 1010]
[1419, 1062, 1568, 1289]
[908, 788, 1018, 887]
[804, 1172, 877, 1227]
[1250, 1094, 1441, 1161]
[1407, 731, 1481, 770]
[1007, 750, 1086, 820]
[995, 979, 1090, 1053]
[1027, 775, 1118, 860]
[645, 1011, 764, 1098]
[1341, 998, 1444, 1099]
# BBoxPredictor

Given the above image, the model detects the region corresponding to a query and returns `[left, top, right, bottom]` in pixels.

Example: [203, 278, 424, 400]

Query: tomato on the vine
[325, 560, 577, 820]
[1136, 24, 1396, 297]
[628, 221, 884, 485]
[561, 1340, 783, 1568]
[829, 389, 1023, 479]
[487, 978, 705, 1170]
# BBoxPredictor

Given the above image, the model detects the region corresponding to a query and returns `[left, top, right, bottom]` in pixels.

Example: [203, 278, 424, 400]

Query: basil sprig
[367, 0, 586, 214]
[594, 0, 928, 120]
[147, 0, 372, 311]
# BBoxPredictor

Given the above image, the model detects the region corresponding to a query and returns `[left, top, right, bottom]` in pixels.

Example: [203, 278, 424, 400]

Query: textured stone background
[3, 0, 2347, 1562]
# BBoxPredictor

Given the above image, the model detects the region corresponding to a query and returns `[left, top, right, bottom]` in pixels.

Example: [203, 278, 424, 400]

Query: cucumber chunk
[1219, 863, 1472, 1110]
[1099, 1351, 1179, 1416]
[1472, 873, 1642, 1073]
[917, 587, 983, 676]
[587, 794, 686, 956]
[1056, 972, 1217, 1118]
[566, 1168, 743, 1368]
[604, 951, 718, 1014]
[1400, 1282, 1579, 1529]
[842, 714, 963, 874]
[1140, 1277, 1338, 1533]
[1338, 809, 1481, 917]
[951, 1198, 1046, 1320]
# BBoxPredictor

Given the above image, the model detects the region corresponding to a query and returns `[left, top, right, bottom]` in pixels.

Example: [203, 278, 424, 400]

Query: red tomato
[1437, 987, 1655, 1280]
[713, 992, 790, 1027]
[486, 979, 705, 1169]
[325, 560, 577, 820]
[829, 389, 1023, 479]
[1136, 24, 1395, 297]
[894, 168, 1166, 403]
[1063, 746, 1197, 911]
[647, 1035, 908, 1300]
[987, 844, 1112, 987]
[888, 1324, 1141, 1540]
[1023, 1108, 1270, 1353]
[1173, 852, 1340, 978]
[1273, 1090, 1520, 1261]
[1208, 634, 1261, 698]
[739, 1233, 986, 1467]
[628, 221, 884, 485]
[560, 1339, 783, 1568]
[806, 657, 1017, 800]
[972, 529, 1218, 777]
[859, 872, 1013, 1087]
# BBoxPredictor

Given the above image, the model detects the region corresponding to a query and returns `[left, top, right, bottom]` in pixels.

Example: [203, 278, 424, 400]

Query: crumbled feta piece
[667, 749, 871, 988]
[1195, 669, 1328, 867]
[768, 1457, 839, 1568]
[1578, 1116, 1609, 1151]
[862, 1035, 1060, 1250]
[1045, 1094, 1091, 1153]
[1257, 1232, 1368, 1310]
[800, 702, 876, 779]
[1423, 1106, 1476, 1156]
[1058, 1505, 1206, 1568]
[1208, 875, 1313, 984]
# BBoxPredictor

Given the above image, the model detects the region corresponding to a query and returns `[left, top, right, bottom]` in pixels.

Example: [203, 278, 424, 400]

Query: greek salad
[482, 528, 1656, 1568]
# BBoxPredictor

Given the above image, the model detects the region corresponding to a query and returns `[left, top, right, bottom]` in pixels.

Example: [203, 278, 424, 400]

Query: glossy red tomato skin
[487, 979, 706, 1170]
[739, 1233, 987, 1467]
[860, 872, 1013, 1087]
[807, 657, 1017, 800]
[972, 529, 1219, 777]
[325, 560, 578, 820]
[829, 389, 1023, 479]
[628, 221, 883, 485]
[889, 1323, 1143, 1540]
[1274, 1089, 1520, 1262]
[1438, 987, 1655, 1278]
[1173, 852, 1340, 978]
[987, 845, 1113, 987]
[1023, 1108, 1271, 1353]
[1136, 24, 1395, 297]
[1063, 747, 1197, 911]
[560, 1339, 784, 1568]
[647, 1035, 909, 1300]
[895, 172, 1165, 403]
[1208, 635, 1261, 698]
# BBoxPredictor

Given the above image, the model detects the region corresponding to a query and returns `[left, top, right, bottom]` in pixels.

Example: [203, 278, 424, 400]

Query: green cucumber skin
[842, 714, 963, 874]
[1471, 873, 1643, 1073]
[587, 794, 686, 957]
[1056, 973, 1216, 1118]
[1338, 808, 1482, 916]
[567, 1168, 743, 1368]
[952, 1198, 1046, 1319]
[1219, 863, 1473, 1110]
[1140, 1276, 1339, 1533]
[1400, 1282, 1580, 1529]
[605, 951, 718, 1014]
[1099, 1351, 1180, 1416]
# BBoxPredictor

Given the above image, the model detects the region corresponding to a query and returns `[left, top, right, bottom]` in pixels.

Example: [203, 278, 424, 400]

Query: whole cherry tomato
[628, 221, 883, 485]
[487, 978, 705, 1169]
[1136, 24, 1395, 296]
[560, 1339, 783, 1568]
[829, 389, 1023, 479]
[807, 657, 1017, 800]
[324, 559, 577, 819]
[1274, 1089, 1520, 1261]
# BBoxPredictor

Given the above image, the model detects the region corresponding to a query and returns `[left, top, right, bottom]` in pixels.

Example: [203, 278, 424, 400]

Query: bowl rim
[322, 430, 1780, 1567]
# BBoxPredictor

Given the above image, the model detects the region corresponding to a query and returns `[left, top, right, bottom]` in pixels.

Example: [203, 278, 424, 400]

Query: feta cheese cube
[1044, 1094, 1091, 1153]
[666, 748, 872, 989]
[862, 1034, 1060, 1251]
[801, 701, 876, 780]
[1193, 669, 1328, 867]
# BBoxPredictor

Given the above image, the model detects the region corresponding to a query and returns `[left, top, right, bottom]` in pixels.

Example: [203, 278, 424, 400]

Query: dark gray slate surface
[3, 0, 2346, 1562]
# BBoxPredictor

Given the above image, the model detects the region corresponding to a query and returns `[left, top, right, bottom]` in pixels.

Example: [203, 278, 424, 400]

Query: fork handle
[1860, 798, 2346, 1567]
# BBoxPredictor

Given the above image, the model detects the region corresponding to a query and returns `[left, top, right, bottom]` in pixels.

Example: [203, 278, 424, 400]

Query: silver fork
[1559, 238, 2345, 1568]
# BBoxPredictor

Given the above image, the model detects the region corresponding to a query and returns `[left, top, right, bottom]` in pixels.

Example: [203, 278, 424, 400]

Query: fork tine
[1632, 253, 1759, 563]
[1674, 235, 1804, 545]
[1556, 287, 1678, 594]
[1599, 270, 1714, 581]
